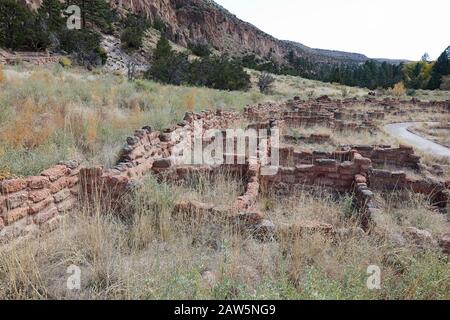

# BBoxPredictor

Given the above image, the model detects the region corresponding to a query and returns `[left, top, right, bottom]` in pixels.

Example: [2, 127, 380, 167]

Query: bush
[121, 14, 150, 49]
[146, 37, 250, 91]
[440, 76, 450, 90]
[391, 82, 406, 97]
[153, 19, 167, 32]
[59, 57, 72, 68]
[59, 29, 105, 69]
[188, 41, 212, 57]
[258, 72, 276, 94]
[189, 56, 251, 91]
[146, 52, 190, 85]
[0, 0, 50, 51]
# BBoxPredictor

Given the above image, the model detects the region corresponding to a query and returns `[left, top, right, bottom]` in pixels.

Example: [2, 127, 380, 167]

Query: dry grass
[375, 191, 449, 237]
[410, 122, 450, 148]
[1, 65, 449, 300]
[0, 66, 280, 176]
[0, 176, 448, 300]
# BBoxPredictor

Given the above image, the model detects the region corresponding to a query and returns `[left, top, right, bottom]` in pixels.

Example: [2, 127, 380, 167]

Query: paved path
[384, 122, 450, 158]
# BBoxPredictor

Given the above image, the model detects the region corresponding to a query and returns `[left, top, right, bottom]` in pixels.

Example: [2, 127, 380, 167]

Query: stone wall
[2, 97, 449, 243]
[347, 144, 421, 169]
[0, 161, 80, 242]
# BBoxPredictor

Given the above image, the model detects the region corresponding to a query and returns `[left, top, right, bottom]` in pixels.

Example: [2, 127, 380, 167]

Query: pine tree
[66, 0, 113, 30]
[428, 47, 450, 89]
[153, 36, 172, 60]
[38, 0, 64, 32]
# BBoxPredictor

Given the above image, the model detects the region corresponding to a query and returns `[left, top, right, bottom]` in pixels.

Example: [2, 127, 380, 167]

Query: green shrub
[59, 29, 105, 68]
[59, 57, 72, 68]
[153, 19, 167, 32]
[120, 14, 150, 49]
[188, 41, 212, 57]
[121, 27, 144, 49]
[0, 0, 50, 51]
[146, 37, 250, 91]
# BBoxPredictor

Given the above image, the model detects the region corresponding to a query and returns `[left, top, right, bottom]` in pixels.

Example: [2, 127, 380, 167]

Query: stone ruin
[1, 96, 449, 252]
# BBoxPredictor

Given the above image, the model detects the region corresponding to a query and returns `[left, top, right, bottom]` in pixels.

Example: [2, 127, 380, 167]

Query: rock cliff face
[112, 0, 370, 64]
[16, 0, 378, 64]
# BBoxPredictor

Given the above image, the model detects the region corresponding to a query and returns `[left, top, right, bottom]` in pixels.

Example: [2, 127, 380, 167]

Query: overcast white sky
[214, 0, 450, 61]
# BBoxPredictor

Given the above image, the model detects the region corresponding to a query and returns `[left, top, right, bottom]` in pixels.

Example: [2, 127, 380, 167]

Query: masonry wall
[0, 161, 80, 242]
[260, 152, 372, 193]
[2, 96, 449, 243]
[349, 144, 421, 169]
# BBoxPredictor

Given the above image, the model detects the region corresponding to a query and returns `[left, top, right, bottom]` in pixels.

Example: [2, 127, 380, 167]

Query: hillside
[17, 0, 406, 67]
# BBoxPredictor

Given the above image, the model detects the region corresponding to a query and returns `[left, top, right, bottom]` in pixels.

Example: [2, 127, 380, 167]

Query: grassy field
[0, 64, 449, 300]
[0, 64, 369, 177]
[0, 174, 448, 300]
[1, 64, 449, 178]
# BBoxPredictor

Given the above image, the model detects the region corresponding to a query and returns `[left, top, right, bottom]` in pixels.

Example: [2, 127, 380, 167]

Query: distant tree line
[242, 47, 450, 91]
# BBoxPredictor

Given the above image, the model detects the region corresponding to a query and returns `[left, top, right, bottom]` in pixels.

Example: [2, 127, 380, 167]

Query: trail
[384, 122, 450, 158]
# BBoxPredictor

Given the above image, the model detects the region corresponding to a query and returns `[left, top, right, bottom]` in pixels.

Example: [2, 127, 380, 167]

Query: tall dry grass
[0, 67, 276, 176]
[0, 175, 448, 300]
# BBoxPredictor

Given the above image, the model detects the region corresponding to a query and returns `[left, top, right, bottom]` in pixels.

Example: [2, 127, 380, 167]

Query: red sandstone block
[29, 189, 51, 203]
[353, 154, 371, 166]
[5, 191, 28, 210]
[295, 164, 314, 173]
[53, 189, 71, 203]
[41, 165, 70, 182]
[0, 195, 4, 214]
[28, 196, 53, 215]
[0, 179, 27, 194]
[57, 197, 77, 213]
[280, 220, 335, 238]
[391, 171, 407, 180]
[67, 176, 79, 188]
[3, 207, 28, 225]
[445, 180, 450, 189]
[33, 205, 58, 225]
[399, 144, 413, 151]
[355, 175, 367, 184]
[50, 177, 70, 194]
[70, 186, 80, 196]
[40, 215, 63, 234]
[314, 165, 337, 173]
[153, 158, 173, 169]
[27, 176, 51, 189]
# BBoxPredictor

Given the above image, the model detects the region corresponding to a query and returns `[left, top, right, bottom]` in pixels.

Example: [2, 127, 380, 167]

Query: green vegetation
[0, 0, 109, 68]
[188, 41, 212, 57]
[146, 37, 251, 91]
[0, 67, 273, 176]
[428, 47, 450, 89]
[243, 48, 450, 91]
[120, 14, 151, 49]
[0, 0, 50, 51]
[257, 72, 276, 94]
[65, 0, 115, 32]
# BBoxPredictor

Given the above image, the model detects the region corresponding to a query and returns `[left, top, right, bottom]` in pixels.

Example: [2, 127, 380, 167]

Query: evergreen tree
[38, 0, 64, 32]
[66, 0, 113, 31]
[428, 47, 450, 89]
[0, 0, 33, 50]
[153, 36, 172, 60]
